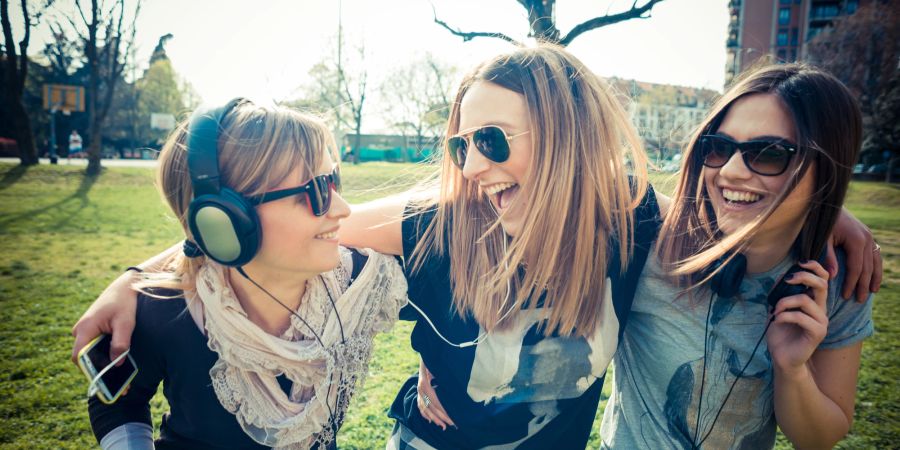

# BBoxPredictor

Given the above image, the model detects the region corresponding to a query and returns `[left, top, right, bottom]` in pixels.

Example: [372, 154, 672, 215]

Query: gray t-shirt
[600, 251, 874, 449]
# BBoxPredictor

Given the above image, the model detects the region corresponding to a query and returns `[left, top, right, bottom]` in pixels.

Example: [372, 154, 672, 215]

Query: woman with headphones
[74, 47, 880, 449]
[85, 100, 407, 450]
[595, 63, 874, 449]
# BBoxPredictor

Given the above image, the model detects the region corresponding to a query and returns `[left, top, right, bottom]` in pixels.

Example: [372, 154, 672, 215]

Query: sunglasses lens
[700, 136, 734, 168]
[472, 126, 510, 163]
[447, 136, 468, 168]
[744, 142, 793, 175]
[331, 168, 342, 193]
[307, 175, 331, 216]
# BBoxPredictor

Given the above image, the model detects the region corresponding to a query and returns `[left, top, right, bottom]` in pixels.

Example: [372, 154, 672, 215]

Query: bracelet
[125, 266, 144, 274]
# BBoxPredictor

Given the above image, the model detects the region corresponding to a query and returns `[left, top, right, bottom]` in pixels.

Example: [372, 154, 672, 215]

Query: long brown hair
[138, 100, 335, 293]
[658, 63, 862, 286]
[410, 44, 649, 337]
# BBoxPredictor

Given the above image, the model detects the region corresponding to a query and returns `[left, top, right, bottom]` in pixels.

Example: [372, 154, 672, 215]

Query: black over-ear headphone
[185, 97, 262, 267]
[707, 252, 747, 298]
[707, 247, 823, 309]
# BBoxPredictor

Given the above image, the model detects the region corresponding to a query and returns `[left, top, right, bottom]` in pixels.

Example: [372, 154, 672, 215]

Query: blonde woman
[74, 46, 879, 449]
[86, 99, 407, 450]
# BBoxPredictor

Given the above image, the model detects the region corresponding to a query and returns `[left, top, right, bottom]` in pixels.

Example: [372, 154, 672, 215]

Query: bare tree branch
[432, 5, 522, 46]
[2, 0, 21, 85]
[559, 0, 664, 46]
[59, 13, 85, 40]
[433, 0, 665, 46]
[98, 0, 127, 123]
[17, 0, 30, 86]
[74, 0, 88, 28]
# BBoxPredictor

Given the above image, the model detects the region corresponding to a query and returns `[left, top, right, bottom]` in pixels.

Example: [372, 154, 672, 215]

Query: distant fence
[341, 134, 440, 163]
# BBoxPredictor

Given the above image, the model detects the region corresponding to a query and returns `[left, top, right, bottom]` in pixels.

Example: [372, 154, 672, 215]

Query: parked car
[864, 163, 900, 181]
[866, 164, 887, 175]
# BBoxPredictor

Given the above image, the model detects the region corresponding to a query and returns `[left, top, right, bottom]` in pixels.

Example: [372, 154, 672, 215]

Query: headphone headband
[185, 97, 261, 267]
[187, 97, 246, 197]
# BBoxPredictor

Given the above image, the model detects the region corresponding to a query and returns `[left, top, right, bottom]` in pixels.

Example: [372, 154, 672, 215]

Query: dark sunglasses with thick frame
[246, 168, 342, 216]
[447, 125, 530, 169]
[698, 134, 799, 176]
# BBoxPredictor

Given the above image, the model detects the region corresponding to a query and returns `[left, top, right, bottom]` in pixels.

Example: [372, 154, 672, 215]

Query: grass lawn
[0, 162, 896, 449]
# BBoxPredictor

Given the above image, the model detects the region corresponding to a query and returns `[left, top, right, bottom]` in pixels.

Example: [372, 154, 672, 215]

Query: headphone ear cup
[709, 253, 747, 298]
[187, 189, 261, 266]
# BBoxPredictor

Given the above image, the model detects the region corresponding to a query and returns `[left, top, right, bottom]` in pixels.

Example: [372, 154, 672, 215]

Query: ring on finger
[421, 393, 431, 408]
[874, 243, 881, 253]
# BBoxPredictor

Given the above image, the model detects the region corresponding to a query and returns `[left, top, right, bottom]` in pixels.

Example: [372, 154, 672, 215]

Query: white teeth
[722, 189, 761, 203]
[315, 231, 337, 240]
[483, 182, 517, 196]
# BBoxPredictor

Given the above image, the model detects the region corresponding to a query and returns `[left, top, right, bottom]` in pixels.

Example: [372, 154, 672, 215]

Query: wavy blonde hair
[658, 63, 862, 287]
[410, 44, 649, 337]
[137, 100, 336, 293]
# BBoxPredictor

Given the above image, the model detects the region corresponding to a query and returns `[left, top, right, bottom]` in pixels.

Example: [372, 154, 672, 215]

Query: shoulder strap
[609, 184, 662, 339]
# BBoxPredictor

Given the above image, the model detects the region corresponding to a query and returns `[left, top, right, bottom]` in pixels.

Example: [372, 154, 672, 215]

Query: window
[808, 26, 823, 40]
[779, 7, 791, 25]
[791, 28, 799, 45]
[811, 5, 839, 19]
[777, 30, 789, 46]
[847, 0, 858, 14]
[777, 49, 787, 61]
[790, 49, 797, 61]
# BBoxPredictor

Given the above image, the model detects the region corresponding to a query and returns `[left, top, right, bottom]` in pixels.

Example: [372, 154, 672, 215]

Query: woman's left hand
[416, 360, 456, 430]
[767, 260, 830, 374]
[827, 208, 882, 301]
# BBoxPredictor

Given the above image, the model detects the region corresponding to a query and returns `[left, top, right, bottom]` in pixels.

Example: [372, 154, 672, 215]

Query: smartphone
[76, 334, 138, 404]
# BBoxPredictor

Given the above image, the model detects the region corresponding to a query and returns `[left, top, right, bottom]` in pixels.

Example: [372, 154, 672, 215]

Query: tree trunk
[2, 0, 38, 166]
[86, 121, 102, 175]
[887, 156, 896, 184]
[86, 81, 102, 174]
[8, 99, 38, 165]
[352, 124, 362, 165]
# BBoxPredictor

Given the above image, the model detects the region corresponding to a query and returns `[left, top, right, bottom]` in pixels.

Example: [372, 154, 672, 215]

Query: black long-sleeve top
[89, 253, 369, 449]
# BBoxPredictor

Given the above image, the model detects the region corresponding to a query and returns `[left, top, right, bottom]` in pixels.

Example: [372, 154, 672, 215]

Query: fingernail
[800, 259, 810, 264]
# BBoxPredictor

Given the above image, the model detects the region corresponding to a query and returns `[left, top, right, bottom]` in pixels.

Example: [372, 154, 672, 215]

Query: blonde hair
[658, 63, 862, 287]
[410, 44, 649, 337]
[137, 100, 337, 293]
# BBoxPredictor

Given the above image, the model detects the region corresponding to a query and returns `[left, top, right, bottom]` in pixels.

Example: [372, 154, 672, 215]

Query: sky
[12, 0, 729, 130]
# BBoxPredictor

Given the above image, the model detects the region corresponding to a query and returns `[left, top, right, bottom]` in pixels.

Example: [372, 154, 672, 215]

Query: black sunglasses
[447, 125, 529, 169]
[698, 134, 798, 176]
[247, 168, 342, 216]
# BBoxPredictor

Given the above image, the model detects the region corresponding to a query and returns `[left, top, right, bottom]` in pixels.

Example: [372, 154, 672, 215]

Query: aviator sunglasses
[699, 134, 798, 176]
[447, 125, 530, 169]
[247, 168, 342, 216]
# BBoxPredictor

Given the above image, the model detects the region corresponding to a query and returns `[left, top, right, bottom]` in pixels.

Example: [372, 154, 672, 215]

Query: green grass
[0, 162, 896, 449]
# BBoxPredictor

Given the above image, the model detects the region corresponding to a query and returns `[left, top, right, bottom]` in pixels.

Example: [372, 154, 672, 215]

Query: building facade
[609, 78, 719, 164]
[725, 0, 868, 84]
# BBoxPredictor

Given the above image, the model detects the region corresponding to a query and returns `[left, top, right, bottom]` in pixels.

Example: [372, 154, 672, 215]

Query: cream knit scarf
[190, 248, 407, 449]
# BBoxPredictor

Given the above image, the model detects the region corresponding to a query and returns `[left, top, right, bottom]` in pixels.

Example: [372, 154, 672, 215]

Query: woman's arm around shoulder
[342, 193, 409, 256]
[71, 243, 181, 364]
